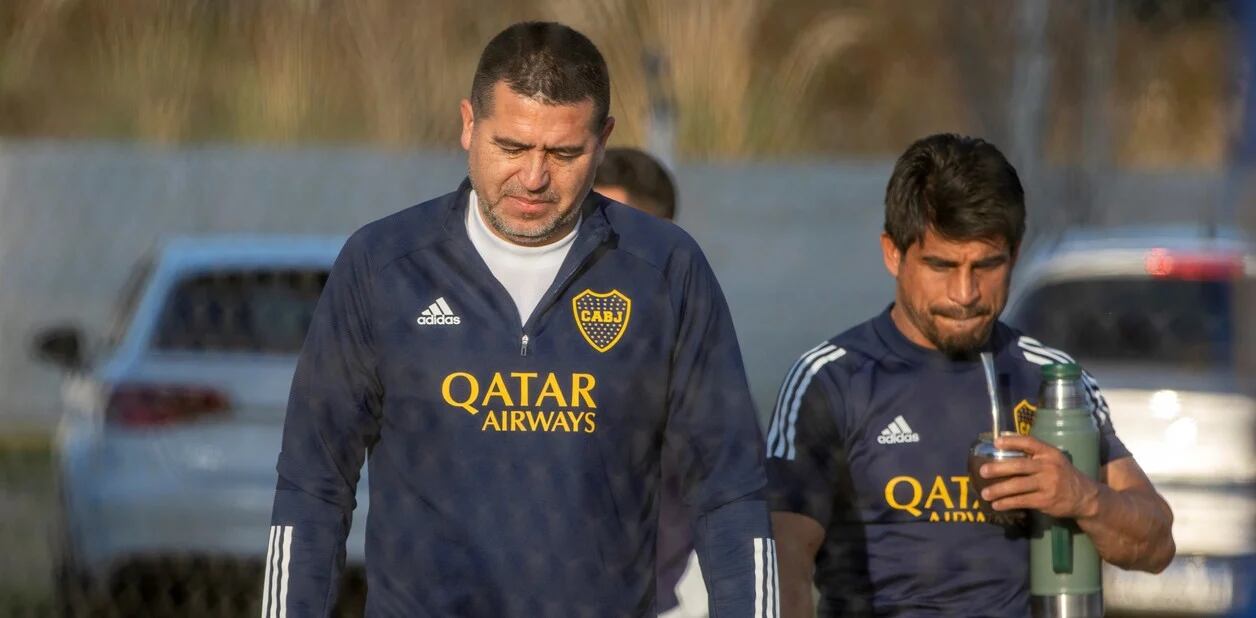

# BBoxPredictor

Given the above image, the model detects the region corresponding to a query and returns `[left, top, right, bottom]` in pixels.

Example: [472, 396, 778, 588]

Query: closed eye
[922, 257, 958, 270]
[491, 137, 532, 155]
[973, 256, 1009, 270]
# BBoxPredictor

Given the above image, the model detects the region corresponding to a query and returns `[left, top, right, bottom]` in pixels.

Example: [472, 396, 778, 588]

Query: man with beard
[264, 22, 775, 617]
[765, 134, 1175, 617]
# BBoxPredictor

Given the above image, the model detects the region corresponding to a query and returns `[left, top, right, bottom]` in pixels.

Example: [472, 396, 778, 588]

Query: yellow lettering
[535, 373, 569, 408]
[510, 410, 526, 432]
[527, 410, 554, 432]
[976, 511, 987, 523]
[571, 373, 597, 408]
[552, 411, 571, 432]
[480, 410, 501, 431]
[583, 412, 596, 433]
[929, 511, 940, 522]
[511, 372, 538, 407]
[885, 476, 923, 517]
[565, 411, 582, 431]
[950, 476, 971, 509]
[925, 476, 955, 511]
[580, 309, 592, 321]
[442, 372, 479, 415]
[482, 373, 514, 408]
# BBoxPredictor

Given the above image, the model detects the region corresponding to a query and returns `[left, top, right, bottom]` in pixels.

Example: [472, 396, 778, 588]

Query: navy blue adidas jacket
[264, 180, 777, 617]
[765, 307, 1129, 617]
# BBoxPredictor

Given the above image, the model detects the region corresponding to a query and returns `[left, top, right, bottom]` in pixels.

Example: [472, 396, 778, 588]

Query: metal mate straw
[980, 351, 1000, 441]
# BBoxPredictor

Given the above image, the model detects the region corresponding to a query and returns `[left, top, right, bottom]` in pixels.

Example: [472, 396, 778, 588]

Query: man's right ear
[459, 100, 475, 151]
[880, 233, 903, 278]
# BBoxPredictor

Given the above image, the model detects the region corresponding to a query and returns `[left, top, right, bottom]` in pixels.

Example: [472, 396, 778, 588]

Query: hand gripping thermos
[1030, 363, 1103, 617]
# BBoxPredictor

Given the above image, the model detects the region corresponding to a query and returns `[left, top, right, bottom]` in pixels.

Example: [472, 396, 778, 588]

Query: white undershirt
[466, 191, 579, 325]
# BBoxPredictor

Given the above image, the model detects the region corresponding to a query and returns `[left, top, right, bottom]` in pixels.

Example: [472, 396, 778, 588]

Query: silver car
[33, 236, 368, 615]
[1004, 225, 1255, 616]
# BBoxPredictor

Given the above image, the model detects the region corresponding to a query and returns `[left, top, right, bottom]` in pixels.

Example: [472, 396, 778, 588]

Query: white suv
[33, 236, 368, 615]
[1004, 225, 1255, 616]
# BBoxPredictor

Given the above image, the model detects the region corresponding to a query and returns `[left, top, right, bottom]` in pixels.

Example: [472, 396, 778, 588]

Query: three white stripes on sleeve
[753, 537, 781, 618]
[261, 525, 292, 618]
[260, 526, 778, 616]
[766, 342, 846, 461]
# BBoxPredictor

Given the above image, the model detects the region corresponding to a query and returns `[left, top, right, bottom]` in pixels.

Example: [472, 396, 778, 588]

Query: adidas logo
[877, 415, 921, 445]
[416, 297, 461, 326]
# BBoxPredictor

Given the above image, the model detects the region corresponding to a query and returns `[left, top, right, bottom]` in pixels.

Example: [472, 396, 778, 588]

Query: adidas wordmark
[877, 415, 921, 445]
[416, 297, 462, 326]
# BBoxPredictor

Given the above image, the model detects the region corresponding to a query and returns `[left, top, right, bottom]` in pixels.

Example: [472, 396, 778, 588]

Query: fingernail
[980, 465, 989, 477]
[981, 489, 991, 500]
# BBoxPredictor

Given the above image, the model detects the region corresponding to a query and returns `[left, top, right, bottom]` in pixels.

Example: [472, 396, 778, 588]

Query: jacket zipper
[517, 238, 605, 358]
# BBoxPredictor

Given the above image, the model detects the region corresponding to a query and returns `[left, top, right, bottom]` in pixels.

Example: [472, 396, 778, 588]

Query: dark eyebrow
[973, 254, 1010, 268]
[492, 136, 533, 150]
[491, 135, 584, 157]
[921, 256, 959, 268]
[548, 145, 586, 157]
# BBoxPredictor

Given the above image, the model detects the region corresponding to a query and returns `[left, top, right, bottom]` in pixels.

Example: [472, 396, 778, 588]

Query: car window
[1011, 277, 1234, 370]
[153, 269, 329, 354]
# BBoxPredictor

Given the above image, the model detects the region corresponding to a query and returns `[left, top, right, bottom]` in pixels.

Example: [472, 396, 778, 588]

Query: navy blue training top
[265, 181, 776, 617]
[765, 306, 1130, 617]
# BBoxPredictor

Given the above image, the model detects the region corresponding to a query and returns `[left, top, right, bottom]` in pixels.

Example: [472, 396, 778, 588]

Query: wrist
[1075, 476, 1105, 520]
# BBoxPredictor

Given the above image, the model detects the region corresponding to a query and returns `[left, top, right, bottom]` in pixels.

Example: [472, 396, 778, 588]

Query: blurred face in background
[882, 227, 1015, 355]
[461, 81, 614, 246]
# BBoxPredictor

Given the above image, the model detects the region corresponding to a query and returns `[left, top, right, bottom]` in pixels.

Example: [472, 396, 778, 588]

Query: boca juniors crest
[572, 289, 631, 353]
[1013, 399, 1037, 436]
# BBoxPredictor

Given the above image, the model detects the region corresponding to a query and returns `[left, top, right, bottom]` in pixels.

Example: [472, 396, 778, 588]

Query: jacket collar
[440, 177, 614, 246]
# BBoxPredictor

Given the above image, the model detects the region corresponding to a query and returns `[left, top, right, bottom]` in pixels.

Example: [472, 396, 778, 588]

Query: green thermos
[1030, 363, 1103, 617]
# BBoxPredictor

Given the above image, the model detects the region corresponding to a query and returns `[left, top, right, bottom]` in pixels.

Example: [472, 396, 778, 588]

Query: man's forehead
[480, 82, 599, 136]
[913, 229, 1010, 259]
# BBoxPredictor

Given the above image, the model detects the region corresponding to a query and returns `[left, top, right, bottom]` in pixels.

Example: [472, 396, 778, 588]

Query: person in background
[595, 146, 678, 220]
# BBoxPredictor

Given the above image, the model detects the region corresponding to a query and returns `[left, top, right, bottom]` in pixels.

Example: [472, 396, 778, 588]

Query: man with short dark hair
[265, 22, 776, 617]
[767, 134, 1175, 617]
[596, 147, 678, 220]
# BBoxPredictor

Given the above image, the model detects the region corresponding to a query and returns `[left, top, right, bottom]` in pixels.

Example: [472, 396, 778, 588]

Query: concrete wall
[0, 140, 1223, 426]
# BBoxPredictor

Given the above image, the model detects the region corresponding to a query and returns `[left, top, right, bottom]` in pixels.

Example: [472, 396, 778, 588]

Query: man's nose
[948, 269, 980, 307]
[518, 152, 550, 193]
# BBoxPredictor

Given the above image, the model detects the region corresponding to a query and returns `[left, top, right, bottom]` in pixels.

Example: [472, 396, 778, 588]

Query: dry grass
[0, 0, 1238, 162]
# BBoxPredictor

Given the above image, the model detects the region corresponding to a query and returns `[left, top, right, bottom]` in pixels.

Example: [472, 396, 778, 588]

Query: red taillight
[105, 384, 231, 427]
[1144, 248, 1245, 281]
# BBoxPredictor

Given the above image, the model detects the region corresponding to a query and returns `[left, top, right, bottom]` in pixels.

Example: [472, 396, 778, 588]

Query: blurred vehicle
[32, 236, 367, 615]
[1004, 225, 1256, 616]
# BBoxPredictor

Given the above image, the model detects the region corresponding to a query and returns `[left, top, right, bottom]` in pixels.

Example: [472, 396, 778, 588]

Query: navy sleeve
[663, 245, 777, 617]
[263, 232, 383, 618]
[764, 363, 845, 530]
[654, 444, 694, 613]
[1079, 367, 1131, 465]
